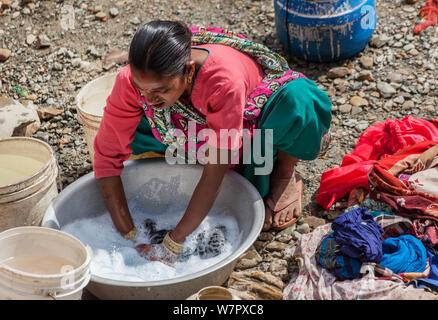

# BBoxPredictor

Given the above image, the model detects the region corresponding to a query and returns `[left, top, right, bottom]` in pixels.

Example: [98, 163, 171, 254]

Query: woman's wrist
[123, 226, 137, 242]
[169, 230, 186, 244]
[163, 232, 184, 255]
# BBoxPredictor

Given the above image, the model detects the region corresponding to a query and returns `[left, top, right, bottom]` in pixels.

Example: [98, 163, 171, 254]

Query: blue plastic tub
[274, 0, 377, 62]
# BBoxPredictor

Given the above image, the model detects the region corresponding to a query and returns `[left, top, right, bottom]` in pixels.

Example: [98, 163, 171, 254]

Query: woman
[94, 21, 332, 266]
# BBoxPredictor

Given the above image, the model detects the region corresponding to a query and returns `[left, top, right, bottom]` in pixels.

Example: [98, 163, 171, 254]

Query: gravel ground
[1, 0, 437, 300]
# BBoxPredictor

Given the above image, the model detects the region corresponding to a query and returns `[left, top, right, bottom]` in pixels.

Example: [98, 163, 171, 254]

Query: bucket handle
[48, 269, 92, 300]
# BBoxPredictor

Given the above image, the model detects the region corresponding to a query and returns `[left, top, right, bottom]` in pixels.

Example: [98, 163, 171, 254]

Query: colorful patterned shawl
[136, 26, 306, 156]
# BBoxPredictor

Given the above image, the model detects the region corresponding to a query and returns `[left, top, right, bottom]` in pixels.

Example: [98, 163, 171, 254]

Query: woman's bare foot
[263, 172, 303, 231]
[262, 151, 302, 231]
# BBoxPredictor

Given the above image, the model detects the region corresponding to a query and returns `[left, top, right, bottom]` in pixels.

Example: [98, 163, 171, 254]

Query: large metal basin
[42, 159, 264, 300]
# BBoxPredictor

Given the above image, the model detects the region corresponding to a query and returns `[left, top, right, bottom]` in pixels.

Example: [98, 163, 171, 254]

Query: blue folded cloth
[315, 232, 362, 280]
[380, 234, 427, 274]
[332, 208, 384, 263]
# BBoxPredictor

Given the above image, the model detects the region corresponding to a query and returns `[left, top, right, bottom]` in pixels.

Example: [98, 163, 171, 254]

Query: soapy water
[61, 200, 242, 282]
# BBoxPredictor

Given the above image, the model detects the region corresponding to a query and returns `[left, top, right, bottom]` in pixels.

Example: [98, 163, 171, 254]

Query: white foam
[61, 205, 241, 282]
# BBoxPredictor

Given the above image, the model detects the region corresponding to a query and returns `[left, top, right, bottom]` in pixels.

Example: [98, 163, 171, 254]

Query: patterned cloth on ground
[315, 231, 361, 280]
[283, 224, 438, 300]
[372, 212, 413, 240]
[368, 141, 438, 248]
[407, 166, 438, 197]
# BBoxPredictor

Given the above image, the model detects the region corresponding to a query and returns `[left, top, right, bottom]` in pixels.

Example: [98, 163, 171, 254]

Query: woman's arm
[97, 176, 135, 236]
[94, 67, 144, 237]
[170, 161, 229, 243]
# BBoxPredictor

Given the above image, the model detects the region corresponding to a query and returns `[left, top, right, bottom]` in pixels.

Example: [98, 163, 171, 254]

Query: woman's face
[130, 65, 193, 109]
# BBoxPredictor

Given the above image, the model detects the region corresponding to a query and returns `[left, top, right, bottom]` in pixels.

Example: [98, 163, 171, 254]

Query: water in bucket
[0, 154, 45, 186]
[2, 254, 78, 275]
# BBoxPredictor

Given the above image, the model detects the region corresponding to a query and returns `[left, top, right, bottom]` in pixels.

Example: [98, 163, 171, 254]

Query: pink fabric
[316, 117, 438, 210]
[93, 45, 263, 179]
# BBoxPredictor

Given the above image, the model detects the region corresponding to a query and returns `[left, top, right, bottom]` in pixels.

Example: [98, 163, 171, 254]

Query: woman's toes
[263, 207, 273, 231]
[273, 210, 285, 227]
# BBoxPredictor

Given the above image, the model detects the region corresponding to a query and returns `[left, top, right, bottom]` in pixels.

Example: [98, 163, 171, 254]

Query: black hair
[128, 20, 192, 78]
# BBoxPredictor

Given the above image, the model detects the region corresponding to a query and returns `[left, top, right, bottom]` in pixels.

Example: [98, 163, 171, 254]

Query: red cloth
[368, 141, 438, 248]
[93, 44, 263, 179]
[317, 116, 438, 210]
[368, 141, 438, 217]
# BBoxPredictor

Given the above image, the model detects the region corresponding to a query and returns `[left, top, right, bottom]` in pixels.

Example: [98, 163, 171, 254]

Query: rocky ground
[1, 0, 437, 300]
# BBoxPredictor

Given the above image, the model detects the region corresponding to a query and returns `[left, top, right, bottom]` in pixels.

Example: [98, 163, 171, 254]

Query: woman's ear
[185, 60, 196, 83]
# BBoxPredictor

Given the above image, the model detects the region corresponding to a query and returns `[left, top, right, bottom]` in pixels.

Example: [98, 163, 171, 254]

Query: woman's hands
[136, 231, 184, 267]
[135, 243, 178, 267]
[97, 148, 232, 268]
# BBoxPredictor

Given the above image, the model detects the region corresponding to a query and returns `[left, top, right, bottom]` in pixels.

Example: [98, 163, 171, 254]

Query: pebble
[351, 106, 362, 115]
[388, 72, 404, 83]
[51, 63, 63, 71]
[408, 48, 419, 56]
[425, 105, 435, 113]
[356, 120, 370, 131]
[269, 259, 288, 280]
[130, 17, 141, 25]
[327, 67, 349, 79]
[357, 70, 375, 82]
[265, 241, 291, 252]
[36, 107, 64, 120]
[0, 48, 12, 62]
[296, 223, 310, 234]
[26, 34, 36, 45]
[402, 100, 415, 109]
[1, 0, 12, 9]
[87, 45, 100, 57]
[36, 34, 51, 48]
[71, 58, 82, 67]
[303, 216, 326, 230]
[291, 231, 302, 241]
[403, 44, 415, 52]
[377, 82, 397, 98]
[359, 56, 374, 69]
[393, 96, 405, 105]
[276, 225, 296, 237]
[350, 96, 368, 107]
[258, 232, 274, 242]
[95, 11, 107, 21]
[109, 8, 119, 17]
[339, 104, 352, 113]
[370, 34, 391, 48]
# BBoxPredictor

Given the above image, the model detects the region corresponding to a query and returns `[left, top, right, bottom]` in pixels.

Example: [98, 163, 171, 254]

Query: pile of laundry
[283, 116, 438, 300]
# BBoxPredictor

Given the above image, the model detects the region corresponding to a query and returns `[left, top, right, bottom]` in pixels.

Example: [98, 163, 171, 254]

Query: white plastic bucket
[76, 73, 165, 164]
[76, 73, 117, 164]
[0, 137, 59, 232]
[0, 226, 92, 300]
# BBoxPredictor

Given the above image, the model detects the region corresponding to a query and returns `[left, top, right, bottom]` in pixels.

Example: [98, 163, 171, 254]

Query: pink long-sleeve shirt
[93, 44, 264, 179]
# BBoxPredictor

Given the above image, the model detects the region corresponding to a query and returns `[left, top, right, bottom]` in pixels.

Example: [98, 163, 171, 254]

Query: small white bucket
[76, 73, 165, 164]
[0, 137, 59, 232]
[75, 73, 117, 164]
[0, 226, 92, 300]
